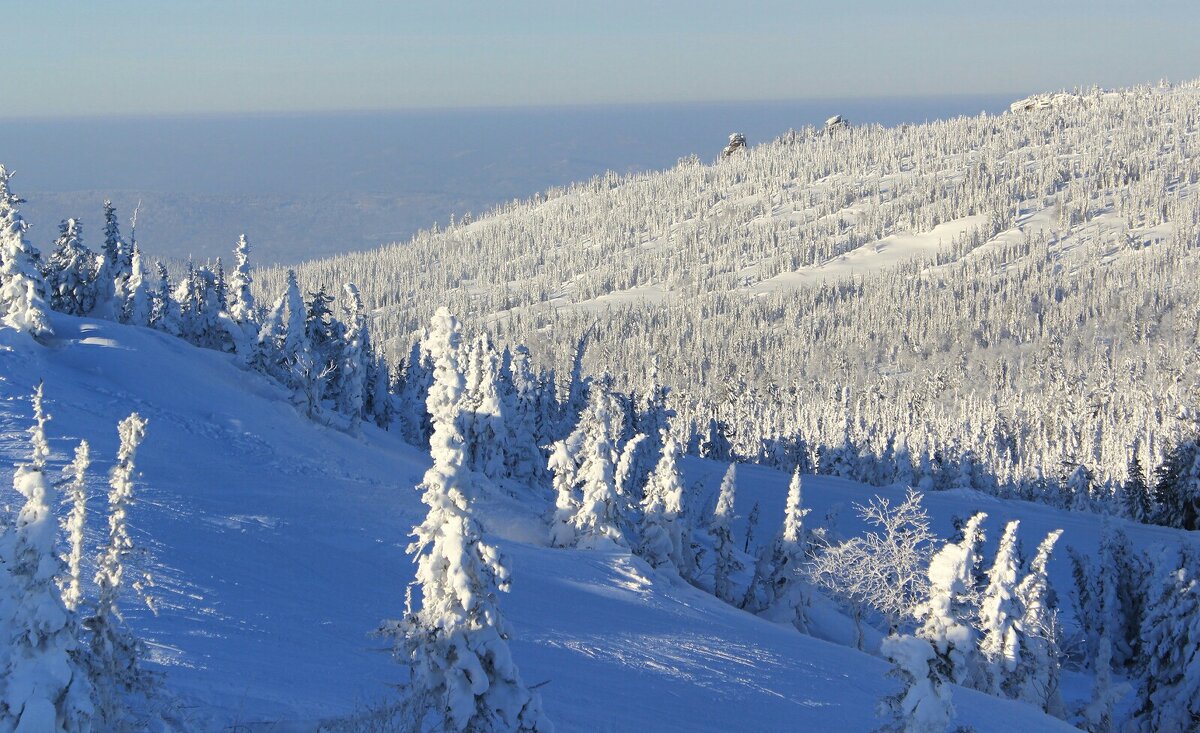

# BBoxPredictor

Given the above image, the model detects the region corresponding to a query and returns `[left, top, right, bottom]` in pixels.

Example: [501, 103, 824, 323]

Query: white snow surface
[1, 313, 1172, 730]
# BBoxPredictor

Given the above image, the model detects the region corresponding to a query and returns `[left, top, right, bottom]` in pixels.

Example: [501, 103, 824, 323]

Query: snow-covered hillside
[2, 313, 1193, 730]
[264, 79, 1200, 504]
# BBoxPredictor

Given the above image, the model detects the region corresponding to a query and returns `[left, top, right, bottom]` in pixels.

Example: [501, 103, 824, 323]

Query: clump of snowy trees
[0, 168, 390, 432]
[0, 385, 158, 732]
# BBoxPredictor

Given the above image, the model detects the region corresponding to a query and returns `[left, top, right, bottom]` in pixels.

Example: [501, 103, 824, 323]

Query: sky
[7, 1, 1200, 117]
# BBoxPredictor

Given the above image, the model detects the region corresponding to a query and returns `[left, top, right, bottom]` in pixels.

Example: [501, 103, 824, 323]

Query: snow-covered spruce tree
[876, 634, 955, 733]
[1152, 436, 1200, 531]
[613, 433, 648, 517]
[100, 200, 132, 315]
[226, 235, 257, 341]
[461, 335, 508, 480]
[335, 283, 369, 424]
[149, 262, 181, 336]
[0, 385, 94, 732]
[567, 382, 627, 548]
[0, 166, 53, 338]
[1012, 529, 1064, 717]
[62, 441, 90, 612]
[637, 432, 687, 575]
[503, 345, 550, 485]
[383, 308, 552, 732]
[744, 470, 810, 631]
[122, 246, 152, 328]
[978, 520, 1021, 696]
[546, 436, 582, 548]
[282, 271, 323, 416]
[917, 512, 985, 687]
[710, 463, 743, 604]
[45, 218, 98, 316]
[809, 490, 933, 646]
[1122, 452, 1152, 523]
[1128, 547, 1199, 733]
[86, 412, 156, 731]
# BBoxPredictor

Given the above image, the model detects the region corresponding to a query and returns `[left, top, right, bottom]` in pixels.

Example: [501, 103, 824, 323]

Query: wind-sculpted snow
[270, 79, 1200, 500]
[0, 313, 1092, 730]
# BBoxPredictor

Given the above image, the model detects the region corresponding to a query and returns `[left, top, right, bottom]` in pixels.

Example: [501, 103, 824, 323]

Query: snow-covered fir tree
[383, 308, 552, 732]
[0, 385, 94, 732]
[1128, 546, 1199, 733]
[1012, 529, 1064, 717]
[744, 470, 810, 631]
[638, 432, 687, 575]
[710, 463, 743, 604]
[917, 512, 985, 687]
[0, 167, 52, 337]
[122, 246, 152, 328]
[86, 412, 156, 731]
[61, 441, 90, 613]
[44, 218, 98, 317]
[876, 634, 955, 733]
[978, 520, 1022, 696]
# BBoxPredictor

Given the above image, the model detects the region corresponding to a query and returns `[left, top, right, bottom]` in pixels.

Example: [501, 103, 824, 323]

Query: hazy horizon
[2, 93, 1015, 264]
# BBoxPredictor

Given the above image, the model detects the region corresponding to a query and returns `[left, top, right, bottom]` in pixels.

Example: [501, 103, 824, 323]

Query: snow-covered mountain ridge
[4, 312, 1174, 731]
[267, 78, 1200, 501]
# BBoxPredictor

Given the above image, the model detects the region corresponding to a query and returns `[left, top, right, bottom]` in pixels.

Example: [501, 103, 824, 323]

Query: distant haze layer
[1, 95, 1011, 264]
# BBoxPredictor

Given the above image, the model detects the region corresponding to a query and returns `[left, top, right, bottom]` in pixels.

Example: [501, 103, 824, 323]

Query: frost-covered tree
[876, 634, 955, 733]
[86, 413, 155, 731]
[45, 218, 98, 316]
[122, 246, 152, 328]
[334, 283, 369, 423]
[1122, 453, 1152, 523]
[0, 166, 52, 337]
[917, 512, 985, 686]
[744, 470, 810, 631]
[547, 437, 582, 548]
[1011, 530, 1064, 716]
[809, 490, 933, 645]
[0, 385, 95, 732]
[1128, 547, 1199, 733]
[383, 308, 552, 733]
[461, 335, 508, 480]
[62, 441, 90, 613]
[711, 463, 743, 604]
[150, 262, 181, 336]
[504, 345, 550, 484]
[978, 520, 1021, 696]
[568, 384, 627, 548]
[638, 432, 686, 574]
[1152, 436, 1200, 531]
[227, 235, 256, 331]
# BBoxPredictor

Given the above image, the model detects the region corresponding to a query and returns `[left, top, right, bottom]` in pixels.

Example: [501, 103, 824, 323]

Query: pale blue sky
[7, 1, 1200, 117]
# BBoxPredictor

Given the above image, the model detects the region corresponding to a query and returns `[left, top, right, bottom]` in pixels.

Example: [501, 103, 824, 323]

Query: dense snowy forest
[252, 79, 1200, 526]
[1, 78, 1199, 732]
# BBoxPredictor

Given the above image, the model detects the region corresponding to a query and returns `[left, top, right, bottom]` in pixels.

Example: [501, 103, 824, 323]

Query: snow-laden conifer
[385, 308, 551, 732]
[711, 463, 743, 604]
[62, 441, 90, 612]
[335, 283, 369, 423]
[122, 246, 152, 327]
[744, 470, 811, 629]
[1012, 529, 1064, 716]
[0, 166, 52, 337]
[876, 634, 955, 733]
[917, 512, 985, 686]
[45, 218, 98, 316]
[638, 432, 686, 573]
[978, 520, 1022, 695]
[0, 385, 94, 732]
[1128, 547, 1199, 733]
[86, 412, 155, 730]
